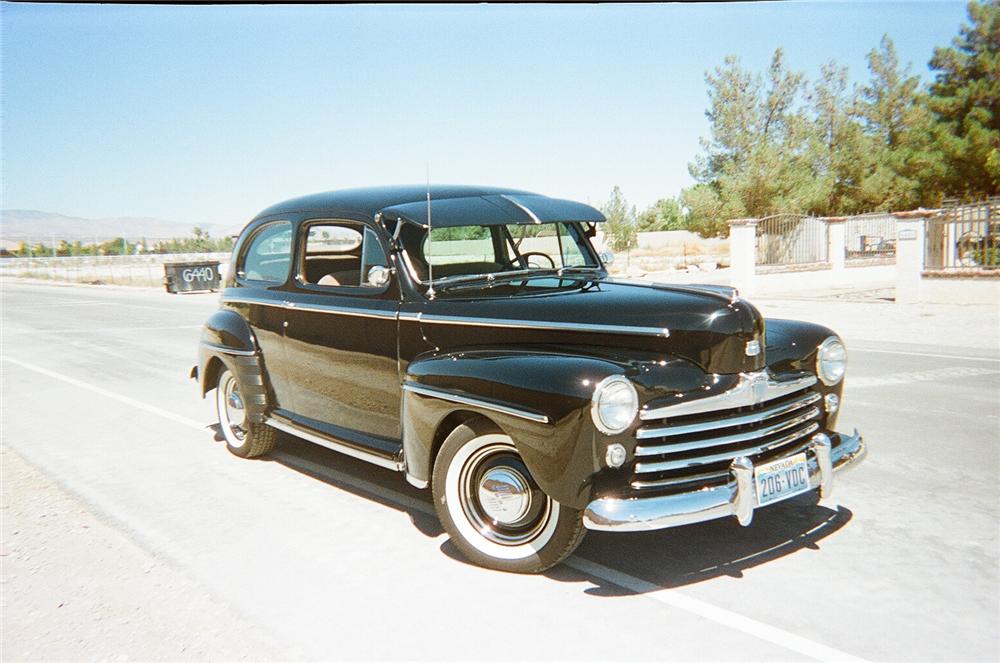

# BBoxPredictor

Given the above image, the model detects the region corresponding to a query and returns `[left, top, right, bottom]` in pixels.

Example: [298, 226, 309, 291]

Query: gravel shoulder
[1, 445, 285, 661]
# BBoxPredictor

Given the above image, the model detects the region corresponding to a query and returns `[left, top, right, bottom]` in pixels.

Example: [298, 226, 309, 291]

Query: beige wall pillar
[827, 218, 846, 273]
[895, 217, 926, 304]
[728, 218, 758, 297]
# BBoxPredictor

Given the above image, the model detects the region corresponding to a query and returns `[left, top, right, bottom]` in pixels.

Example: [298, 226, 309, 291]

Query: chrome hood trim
[408, 312, 671, 338]
[640, 370, 817, 421]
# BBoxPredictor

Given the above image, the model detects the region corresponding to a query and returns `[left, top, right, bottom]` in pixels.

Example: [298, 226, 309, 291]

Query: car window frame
[235, 219, 294, 286]
[293, 218, 393, 296]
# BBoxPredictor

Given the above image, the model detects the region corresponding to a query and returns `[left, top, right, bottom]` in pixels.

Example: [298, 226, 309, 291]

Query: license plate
[754, 453, 810, 506]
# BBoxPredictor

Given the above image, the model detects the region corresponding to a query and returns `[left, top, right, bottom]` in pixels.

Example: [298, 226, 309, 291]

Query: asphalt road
[2, 280, 998, 661]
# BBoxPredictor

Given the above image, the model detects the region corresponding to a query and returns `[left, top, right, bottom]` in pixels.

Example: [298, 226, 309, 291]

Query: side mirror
[367, 265, 391, 287]
[599, 250, 615, 266]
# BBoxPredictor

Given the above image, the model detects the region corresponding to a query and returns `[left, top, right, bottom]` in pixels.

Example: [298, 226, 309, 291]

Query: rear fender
[198, 310, 270, 423]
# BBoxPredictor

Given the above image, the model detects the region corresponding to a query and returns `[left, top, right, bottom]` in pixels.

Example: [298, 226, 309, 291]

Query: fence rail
[755, 214, 829, 267]
[0, 252, 231, 287]
[924, 198, 1000, 271]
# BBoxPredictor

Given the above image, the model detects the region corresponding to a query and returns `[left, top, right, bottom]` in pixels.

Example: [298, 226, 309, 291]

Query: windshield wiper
[435, 268, 560, 291]
[438, 267, 604, 293]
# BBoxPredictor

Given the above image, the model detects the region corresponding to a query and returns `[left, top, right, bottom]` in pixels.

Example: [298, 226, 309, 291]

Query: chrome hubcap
[458, 442, 551, 546]
[477, 467, 531, 525]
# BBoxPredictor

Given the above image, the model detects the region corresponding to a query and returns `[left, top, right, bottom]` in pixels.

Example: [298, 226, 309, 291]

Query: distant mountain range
[0, 209, 238, 241]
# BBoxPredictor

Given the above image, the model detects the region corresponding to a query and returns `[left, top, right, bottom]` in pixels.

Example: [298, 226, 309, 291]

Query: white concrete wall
[754, 264, 896, 295]
[919, 278, 1000, 305]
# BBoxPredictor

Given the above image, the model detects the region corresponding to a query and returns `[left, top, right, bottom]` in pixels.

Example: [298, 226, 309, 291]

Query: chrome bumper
[582, 430, 866, 532]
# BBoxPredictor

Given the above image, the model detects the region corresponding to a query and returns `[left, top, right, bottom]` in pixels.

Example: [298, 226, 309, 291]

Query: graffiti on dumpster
[182, 266, 215, 283]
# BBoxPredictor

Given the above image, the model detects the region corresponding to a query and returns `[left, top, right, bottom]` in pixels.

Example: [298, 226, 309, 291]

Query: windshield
[399, 221, 601, 286]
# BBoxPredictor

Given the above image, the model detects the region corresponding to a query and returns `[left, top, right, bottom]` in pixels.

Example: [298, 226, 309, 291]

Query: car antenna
[426, 165, 436, 300]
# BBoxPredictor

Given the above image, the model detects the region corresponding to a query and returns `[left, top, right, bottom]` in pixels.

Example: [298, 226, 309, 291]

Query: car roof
[253, 185, 540, 220]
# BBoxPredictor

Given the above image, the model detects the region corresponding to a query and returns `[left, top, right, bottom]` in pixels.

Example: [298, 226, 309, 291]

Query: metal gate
[756, 214, 828, 266]
[844, 212, 896, 261]
[925, 197, 1000, 270]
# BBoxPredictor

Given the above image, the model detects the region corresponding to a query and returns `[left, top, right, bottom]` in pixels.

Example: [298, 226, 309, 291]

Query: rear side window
[301, 221, 388, 288]
[239, 221, 292, 283]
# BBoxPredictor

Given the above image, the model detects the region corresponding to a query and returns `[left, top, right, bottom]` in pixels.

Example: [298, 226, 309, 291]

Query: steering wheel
[521, 252, 556, 269]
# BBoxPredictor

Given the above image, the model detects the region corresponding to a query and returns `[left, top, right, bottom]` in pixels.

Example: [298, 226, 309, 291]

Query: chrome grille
[631, 387, 823, 492]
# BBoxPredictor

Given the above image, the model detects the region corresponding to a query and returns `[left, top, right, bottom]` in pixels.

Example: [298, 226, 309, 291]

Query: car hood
[414, 276, 765, 374]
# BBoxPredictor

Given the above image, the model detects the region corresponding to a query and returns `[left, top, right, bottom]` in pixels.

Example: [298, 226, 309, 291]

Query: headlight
[817, 336, 847, 385]
[591, 375, 638, 435]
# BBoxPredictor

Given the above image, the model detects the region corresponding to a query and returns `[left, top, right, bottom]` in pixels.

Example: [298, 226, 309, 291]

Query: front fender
[402, 346, 709, 509]
[765, 318, 845, 428]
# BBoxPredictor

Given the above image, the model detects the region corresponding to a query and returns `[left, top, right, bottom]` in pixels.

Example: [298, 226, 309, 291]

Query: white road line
[0, 356, 206, 432]
[849, 366, 1000, 388]
[1, 354, 869, 662]
[851, 347, 1000, 362]
[109, 302, 213, 313]
[6, 324, 203, 335]
[565, 557, 868, 663]
[11, 299, 109, 307]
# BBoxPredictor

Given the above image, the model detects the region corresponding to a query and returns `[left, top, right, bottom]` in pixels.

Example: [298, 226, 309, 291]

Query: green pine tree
[926, 0, 1000, 198]
[600, 186, 638, 252]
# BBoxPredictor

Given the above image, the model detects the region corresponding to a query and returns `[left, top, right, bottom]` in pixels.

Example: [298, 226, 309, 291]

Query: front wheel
[215, 367, 276, 458]
[432, 419, 586, 573]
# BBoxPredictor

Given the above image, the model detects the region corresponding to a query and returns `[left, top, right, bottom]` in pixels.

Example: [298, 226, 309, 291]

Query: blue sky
[1, 2, 970, 227]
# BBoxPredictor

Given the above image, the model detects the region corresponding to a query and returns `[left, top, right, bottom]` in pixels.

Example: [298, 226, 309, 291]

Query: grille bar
[631, 469, 730, 490]
[629, 434, 825, 490]
[636, 406, 820, 456]
[634, 422, 820, 474]
[636, 391, 820, 440]
[636, 406, 821, 456]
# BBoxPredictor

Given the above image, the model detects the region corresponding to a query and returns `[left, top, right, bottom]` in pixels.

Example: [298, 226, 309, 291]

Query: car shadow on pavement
[209, 424, 850, 590]
[223, 429, 446, 538]
[553, 493, 853, 595]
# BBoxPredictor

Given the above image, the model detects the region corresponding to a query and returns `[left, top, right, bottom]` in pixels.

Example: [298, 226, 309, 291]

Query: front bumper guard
[582, 430, 866, 532]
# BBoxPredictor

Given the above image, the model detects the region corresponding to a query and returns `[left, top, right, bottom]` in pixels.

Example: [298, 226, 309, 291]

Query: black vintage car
[194, 185, 865, 573]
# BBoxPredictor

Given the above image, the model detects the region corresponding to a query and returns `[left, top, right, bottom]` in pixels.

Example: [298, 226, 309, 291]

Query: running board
[266, 416, 404, 472]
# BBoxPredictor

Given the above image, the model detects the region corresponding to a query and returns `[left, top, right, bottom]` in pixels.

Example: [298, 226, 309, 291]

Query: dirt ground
[1, 445, 284, 661]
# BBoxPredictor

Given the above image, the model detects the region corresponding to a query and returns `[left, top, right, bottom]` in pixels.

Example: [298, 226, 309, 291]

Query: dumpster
[163, 260, 221, 293]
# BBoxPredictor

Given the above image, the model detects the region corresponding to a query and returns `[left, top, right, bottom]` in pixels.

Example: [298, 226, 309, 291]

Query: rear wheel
[432, 419, 586, 573]
[215, 367, 276, 458]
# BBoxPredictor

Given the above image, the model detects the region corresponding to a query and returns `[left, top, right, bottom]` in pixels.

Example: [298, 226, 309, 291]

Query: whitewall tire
[215, 367, 276, 458]
[432, 419, 586, 573]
